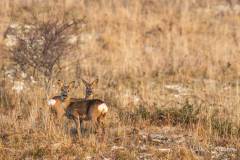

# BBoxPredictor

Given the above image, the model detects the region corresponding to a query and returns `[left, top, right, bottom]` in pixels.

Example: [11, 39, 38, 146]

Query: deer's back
[65, 99, 105, 119]
[50, 96, 83, 118]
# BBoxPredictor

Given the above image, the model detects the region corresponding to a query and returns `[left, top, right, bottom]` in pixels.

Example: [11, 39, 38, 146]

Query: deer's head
[57, 80, 76, 99]
[81, 78, 98, 99]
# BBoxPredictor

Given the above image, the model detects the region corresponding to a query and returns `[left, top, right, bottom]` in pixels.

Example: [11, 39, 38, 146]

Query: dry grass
[0, 0, 240, 159]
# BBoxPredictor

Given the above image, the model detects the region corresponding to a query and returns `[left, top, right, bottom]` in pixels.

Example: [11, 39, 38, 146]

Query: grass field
[0, 0, 240, 159]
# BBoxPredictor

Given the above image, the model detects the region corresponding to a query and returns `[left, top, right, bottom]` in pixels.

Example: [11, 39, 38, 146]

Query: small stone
[158, 148, 171, 153]
[212, 146, 238, 159]
[214, 146, 237, 153]
[111, 145, 125, 151]
[148, 133, 169, 144]
[139, 153, 152, 160]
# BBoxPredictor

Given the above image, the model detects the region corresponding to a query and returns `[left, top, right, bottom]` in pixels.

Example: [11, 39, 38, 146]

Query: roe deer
[65, 78, 108, 136]
[81, 78, 98, 99]
[47, 80, 80, 119]
[47, 79, 108, 136]
[65, 96, 108, 136]
[47, 78, 98, 118]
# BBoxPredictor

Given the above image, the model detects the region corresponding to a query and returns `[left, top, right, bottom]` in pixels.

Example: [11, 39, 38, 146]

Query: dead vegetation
[0, 0, 240, 159]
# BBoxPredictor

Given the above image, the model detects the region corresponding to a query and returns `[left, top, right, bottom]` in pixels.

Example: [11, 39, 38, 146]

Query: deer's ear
[57, 79, 64, 87]
[75, 80, 80, 88]
[81, 78, 89, 86]
[68, 81, 76, 89]
[91, 78, 99, 86]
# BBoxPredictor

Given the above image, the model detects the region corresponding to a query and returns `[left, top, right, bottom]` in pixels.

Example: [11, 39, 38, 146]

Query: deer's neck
[60, 96, 72, 110]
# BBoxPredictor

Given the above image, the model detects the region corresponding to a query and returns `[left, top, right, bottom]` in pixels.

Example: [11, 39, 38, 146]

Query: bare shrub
[4, 7, 86, 89]
[10, 20, 84, 78]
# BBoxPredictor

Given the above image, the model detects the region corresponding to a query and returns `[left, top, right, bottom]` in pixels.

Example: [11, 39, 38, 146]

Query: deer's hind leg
[86, 108, 97, 134]
[79, 119, 84, 135]
[89, 118, 99, 134]
[97, 114, 106, 135]
[73, 116, 81, 137]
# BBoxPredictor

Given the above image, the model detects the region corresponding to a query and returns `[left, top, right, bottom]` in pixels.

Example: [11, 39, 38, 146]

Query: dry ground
[0, 0, 240, 159]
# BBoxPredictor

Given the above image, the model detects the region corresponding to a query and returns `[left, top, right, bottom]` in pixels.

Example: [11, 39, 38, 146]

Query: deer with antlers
[47, 78, 108, 136]
[47, 80, 78, 119]
[47, 78, 99, 118]
[81, 78, 99, 99]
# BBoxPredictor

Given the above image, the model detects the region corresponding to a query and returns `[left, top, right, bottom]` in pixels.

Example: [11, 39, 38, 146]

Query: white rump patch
[47, 99, 56, 106]
[98, 103, 108, 113]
